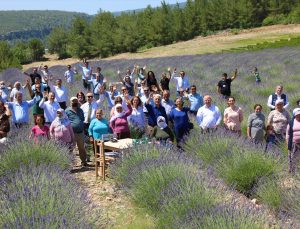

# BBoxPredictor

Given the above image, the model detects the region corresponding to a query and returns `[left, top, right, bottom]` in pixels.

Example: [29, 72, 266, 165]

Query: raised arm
[231, 69, 238, 81]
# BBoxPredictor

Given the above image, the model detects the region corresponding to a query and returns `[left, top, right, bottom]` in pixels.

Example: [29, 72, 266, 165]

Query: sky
[0, 0, 183, 15]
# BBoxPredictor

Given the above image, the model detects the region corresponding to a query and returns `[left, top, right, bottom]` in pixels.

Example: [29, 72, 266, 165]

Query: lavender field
[1, 45, 300, 228]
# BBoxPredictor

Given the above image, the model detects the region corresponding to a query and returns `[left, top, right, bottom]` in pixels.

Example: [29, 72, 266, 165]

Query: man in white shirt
[171, 68, 190, 95]
[50, 79, 68, 109]
[80, 92, 104, 136]
[267, 85, 289, 110]
[39, 92, 61, 125]
[196, 95, 221, 132]
[78, 61, 92, 91]
[161, 90, 174, 119]
[40, 65, 53, 83]
[64, 65, 76, 84]
[10, 81, 26, 102]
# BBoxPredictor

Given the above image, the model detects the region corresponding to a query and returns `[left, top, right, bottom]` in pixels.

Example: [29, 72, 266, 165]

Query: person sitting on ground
[110, 98, 132, 139]
[196, 95, 221, 132]
[267, 99, 290, 142]
[247, 104, 265, 144]
[286, 108, 300, 174]
[223, 96, 243, 135]
[30, 115, 50, 142]
[50, 108, 74, 147]
[217, 69, 238, 98]
[267, 85, 289, 111]
[0, 100, 10, 143]
[88, 109, 110, 142]
[151, 116, 175, 144]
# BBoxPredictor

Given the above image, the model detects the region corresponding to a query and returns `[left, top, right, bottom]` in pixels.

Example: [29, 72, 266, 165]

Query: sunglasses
[87, 96, 93, 98]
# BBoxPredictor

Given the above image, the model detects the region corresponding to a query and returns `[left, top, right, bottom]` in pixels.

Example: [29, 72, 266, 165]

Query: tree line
[1, 0, 300, 72]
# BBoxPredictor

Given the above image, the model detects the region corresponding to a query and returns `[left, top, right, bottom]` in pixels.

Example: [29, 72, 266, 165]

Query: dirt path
[23, 24, 300, 71]
[71, 156, 154, 228]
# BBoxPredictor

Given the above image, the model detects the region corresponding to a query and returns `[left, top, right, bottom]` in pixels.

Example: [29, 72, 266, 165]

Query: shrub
[0, 139, 71, 176]
[0, 164, 98, 228]
[216, 149, 282, 195]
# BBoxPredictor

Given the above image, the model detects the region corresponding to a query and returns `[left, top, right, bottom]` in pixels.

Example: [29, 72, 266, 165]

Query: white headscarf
[110, 104, 125, 122]
[157, 116, 167, 129]
[54, 108, 70, 130]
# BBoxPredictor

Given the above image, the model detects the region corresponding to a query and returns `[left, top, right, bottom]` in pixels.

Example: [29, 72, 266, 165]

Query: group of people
[0, 62, 299, 173]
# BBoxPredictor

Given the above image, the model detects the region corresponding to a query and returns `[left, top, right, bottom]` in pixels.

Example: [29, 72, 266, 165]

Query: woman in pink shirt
[50, 108, 74, 147]
[224, 96, 243, 135]
[110, 99, 132, 139]
[30, 115, 50, 142]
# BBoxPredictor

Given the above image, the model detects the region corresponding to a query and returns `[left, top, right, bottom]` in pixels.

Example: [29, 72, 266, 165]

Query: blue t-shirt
[88, 118, 110, 140]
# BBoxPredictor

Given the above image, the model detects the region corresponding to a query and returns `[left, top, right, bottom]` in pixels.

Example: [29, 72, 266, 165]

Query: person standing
[65, 97, 87, 166]
[217, 69, 238, 98]
[286, 108, 300, 174]
[39, 65, 53, 84]
[267, 99, 290, 142]
[23, 67, 42, 85]
[169, 97, 191, 145]
[50, 79, 68, 109]
[183, 85, 203, 115]
[0, 81, 10, 102]
[50, 108, 74, 147]
[10, 81, 26, 102]
[267, 85, 289, 111]
[39, 92, 61, 125]
[64, 65, 76, 84]
[223, 96, 243, 135]
[30, 115, 50, 143]
[89, 67, 107, 100]
[196, 95, 222, 132]
[161, 90, 174, 119]
[247, 104, 265, 143]
[0, 100, 10, 142]
[171, 68, 190, 95]
[1, 92, 37, 128]
[252, 67, 261, 84]
[78, 61, 92, 91]
[160, 68, 172, 91]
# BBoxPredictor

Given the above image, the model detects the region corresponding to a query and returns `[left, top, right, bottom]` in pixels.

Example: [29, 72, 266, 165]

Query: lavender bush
[0, 164, 99, 228]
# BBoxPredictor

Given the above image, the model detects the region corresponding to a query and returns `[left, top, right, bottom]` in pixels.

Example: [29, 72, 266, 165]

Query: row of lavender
[111, 143, 294, 228]
[0, 129, 100, 228]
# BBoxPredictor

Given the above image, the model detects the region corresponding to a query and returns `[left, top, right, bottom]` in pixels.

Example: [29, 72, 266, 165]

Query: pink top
[224, 106, 243, 131]
[31, 125, 50, 142]
[286, 119, 300, 143]
[49, 121, 74, 144]
[110, 105, 132, 134]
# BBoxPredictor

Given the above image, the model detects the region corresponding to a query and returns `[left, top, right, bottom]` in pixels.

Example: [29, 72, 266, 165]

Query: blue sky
[0, 0, 182, 15]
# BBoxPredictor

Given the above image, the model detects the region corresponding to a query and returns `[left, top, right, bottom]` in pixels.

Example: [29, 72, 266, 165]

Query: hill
[0, 10, 92, 42]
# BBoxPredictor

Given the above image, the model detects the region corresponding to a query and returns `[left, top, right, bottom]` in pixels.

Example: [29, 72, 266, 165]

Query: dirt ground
[23, 24, 300, 71]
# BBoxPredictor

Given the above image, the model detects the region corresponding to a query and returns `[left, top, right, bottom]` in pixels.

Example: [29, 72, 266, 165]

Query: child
[30, 115, 50, 143]
[252, 67, 261, 84]
[265, 125, 276, 151]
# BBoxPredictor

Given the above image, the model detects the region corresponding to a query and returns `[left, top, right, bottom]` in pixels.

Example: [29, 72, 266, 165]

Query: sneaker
[81, 162, 88, 167]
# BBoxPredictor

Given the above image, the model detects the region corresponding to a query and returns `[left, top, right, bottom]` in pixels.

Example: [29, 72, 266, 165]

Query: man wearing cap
[268, 99, 290, 141]
[267, 85, 289, 111]
[286, 108, 300, 173]
[65, 97, 87, 166]
[196, 95, 222, 132]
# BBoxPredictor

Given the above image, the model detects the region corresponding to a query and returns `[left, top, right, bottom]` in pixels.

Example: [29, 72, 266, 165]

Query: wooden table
[94, 138, 133, 179]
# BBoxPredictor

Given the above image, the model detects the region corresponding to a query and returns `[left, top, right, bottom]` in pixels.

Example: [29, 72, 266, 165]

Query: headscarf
[157, 116, 167, 130]
[54, 108, 70, 131]
[110, 104, 125, 122]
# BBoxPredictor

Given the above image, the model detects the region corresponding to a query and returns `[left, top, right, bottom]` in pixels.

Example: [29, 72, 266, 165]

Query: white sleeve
[267, 95, 274, 109]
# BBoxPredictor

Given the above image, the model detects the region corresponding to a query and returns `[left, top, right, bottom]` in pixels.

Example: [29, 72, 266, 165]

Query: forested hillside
[0, 10, 92, 41]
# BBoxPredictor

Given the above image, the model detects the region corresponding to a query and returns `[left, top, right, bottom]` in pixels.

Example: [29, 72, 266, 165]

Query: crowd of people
[0, 62, 299, 173]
